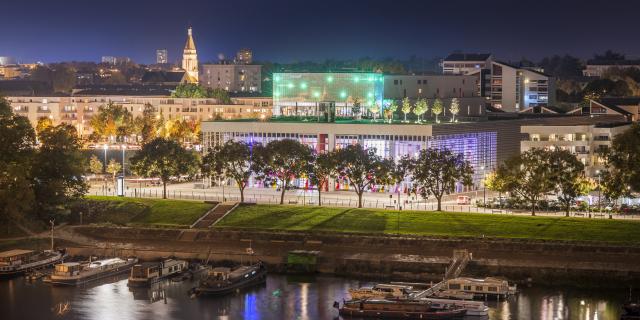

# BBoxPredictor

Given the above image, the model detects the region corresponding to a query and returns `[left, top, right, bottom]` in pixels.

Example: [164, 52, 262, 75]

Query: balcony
[37, 108, 51, 113]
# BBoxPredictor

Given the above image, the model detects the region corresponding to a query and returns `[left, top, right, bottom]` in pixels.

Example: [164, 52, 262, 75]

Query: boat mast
[49, 219, 55, 251]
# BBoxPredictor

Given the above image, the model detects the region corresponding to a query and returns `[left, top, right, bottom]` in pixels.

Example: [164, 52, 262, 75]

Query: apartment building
[442, 53, 555, 112]
[200, 64, 262, 93]
[583, 60, 640, 77]
[521, 123, 631, 176]
[5, 96, 272, 137]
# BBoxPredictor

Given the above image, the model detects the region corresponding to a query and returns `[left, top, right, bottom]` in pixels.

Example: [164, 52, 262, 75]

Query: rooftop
[444, 53, 492, 62]
[0, 249, 34, 258]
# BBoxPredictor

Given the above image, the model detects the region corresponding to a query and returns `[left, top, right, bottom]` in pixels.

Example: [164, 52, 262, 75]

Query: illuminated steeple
[182, 26, 198, 83]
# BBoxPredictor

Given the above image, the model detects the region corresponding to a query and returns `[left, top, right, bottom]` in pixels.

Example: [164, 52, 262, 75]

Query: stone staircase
[190, 202, 239, 229]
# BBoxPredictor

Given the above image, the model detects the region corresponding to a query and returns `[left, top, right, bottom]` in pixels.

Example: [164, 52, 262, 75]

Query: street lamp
[103, 144, 108, 193]
[480, 166, 486, 206]
[596, 170, 601, 215]
[121, 144, 126, 195]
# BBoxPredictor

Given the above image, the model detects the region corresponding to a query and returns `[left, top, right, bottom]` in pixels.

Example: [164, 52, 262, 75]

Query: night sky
[2, 0, 639, 64]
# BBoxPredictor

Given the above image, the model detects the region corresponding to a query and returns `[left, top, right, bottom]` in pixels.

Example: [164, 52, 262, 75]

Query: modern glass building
[272, 72, 384, 117]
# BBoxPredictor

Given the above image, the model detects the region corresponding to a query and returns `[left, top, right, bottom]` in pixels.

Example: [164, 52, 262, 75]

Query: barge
[193, 262, 266, 296]
[338, 298, 467, 319]
[50, 257, 138, 286]
[0, 249, 65, 277]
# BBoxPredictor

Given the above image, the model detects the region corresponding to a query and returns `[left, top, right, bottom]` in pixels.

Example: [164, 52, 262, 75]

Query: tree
[594, 50, 626, 61]
[548, 149, 591, 216]
[106, 158, 122, 186]
[369, 103, 380, 121]
[601, 123, 640, 192]
[172, 83, 208, 98]
[432, 99, 443, 122]
[130, 138, 200, 198]
[384, 105, 394, 123]
[401, 97, 412, 122]
[0, 98, 36, 232]
[495, 149, 555, 215]
[32, 124, 88, 221]
[484, 171, 508, 206]
[89, 155, 104, 175]
[308, 151, 335, 206]
[202, 141, 253, 203]
[409, 148, 473, 211]
[36, 117, 53, 136]
[252, 139, 313, 204]
[207, 88, 232, 104]
[134, 103, 158, 144]
[333, 144, 394, 208]
[351, 98, 361, 120]
[413, 99, 428, 123]
[255, 140, 314, 204]
[90, 102, 134, 142]
[449, 98, 460, 122]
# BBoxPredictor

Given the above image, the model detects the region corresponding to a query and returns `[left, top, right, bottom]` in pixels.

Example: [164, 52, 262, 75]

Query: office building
[0, 56, 17, 66]
[156, 49, 168, 64]
[181, 27, 199, 83]
[200, 64, 261, 93]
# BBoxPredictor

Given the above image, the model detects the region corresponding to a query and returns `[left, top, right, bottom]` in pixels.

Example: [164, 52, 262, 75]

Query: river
[0, 274, 629, 320]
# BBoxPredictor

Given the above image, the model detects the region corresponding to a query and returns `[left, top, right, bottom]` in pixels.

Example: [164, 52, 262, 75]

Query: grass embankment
[215, 204, 640, 245]
[75, 196, 215, 228]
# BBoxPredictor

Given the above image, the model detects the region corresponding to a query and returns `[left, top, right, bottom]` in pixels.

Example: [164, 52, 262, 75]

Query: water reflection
[0, 275, 629, 320]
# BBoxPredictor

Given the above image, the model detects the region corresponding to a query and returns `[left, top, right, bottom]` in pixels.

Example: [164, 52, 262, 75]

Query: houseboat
[338, 298, 467, 319]
[128, 259, 189, 287]
[0, 249, 65, 277]
[349, 283, 414, 300]
[49, 257, 138, 286]
[193, 261, 266, 296]
[445, 277, 517, 299]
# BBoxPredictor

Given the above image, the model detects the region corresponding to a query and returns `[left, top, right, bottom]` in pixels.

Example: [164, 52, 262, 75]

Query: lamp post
[480, 166, 486, 206]
[596, 170, 601, 216]
[103, 144, 108, 193]
[122, 144, 126, 195]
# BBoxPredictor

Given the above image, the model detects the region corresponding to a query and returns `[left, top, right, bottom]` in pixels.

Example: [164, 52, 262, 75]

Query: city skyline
[3, 0, 640, 64]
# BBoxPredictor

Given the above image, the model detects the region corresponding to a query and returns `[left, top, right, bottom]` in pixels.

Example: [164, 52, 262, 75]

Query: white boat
[0, 249, 65, 277]
[349, 283, 414, 300]
[50, 257, 138, 286]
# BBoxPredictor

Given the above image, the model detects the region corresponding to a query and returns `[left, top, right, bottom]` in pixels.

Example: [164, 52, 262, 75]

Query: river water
[0, 274, 629, 320]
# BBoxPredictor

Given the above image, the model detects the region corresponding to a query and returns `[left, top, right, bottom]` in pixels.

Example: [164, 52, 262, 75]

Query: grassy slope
[85, 196, 214, 227]
[215, 204, 640, 244]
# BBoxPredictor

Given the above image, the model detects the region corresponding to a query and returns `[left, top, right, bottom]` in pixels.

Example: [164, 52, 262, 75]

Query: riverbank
[53, 224, 640, 288]
[217, 204, 640, 244]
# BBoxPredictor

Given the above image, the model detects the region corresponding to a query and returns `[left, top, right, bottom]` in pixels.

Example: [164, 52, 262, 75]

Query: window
[529, 95, 538, 100]
[492, 64, 502, 76]
[417, 80, 421, 84]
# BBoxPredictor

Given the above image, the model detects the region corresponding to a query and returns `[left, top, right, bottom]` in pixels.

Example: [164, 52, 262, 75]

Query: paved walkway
[88, 182, 640, 220]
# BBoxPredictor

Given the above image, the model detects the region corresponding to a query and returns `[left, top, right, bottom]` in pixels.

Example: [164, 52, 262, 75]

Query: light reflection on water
[0, 274, 628, 320]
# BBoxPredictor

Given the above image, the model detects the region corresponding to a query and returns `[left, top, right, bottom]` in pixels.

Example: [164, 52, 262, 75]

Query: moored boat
[128, 259, 188, 287]
[349, 283, 414, 300]
[193, 261, 266, 296]
[445, 277, 516, 299]
[50, 257, 138, 286]
[338, 298, 467, 319]
[423, 298, 488, 317]
[0, 249, 65, 278]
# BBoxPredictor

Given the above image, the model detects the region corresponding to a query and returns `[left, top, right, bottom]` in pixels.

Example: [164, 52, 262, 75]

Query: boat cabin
[54, 262, 82, 277]
[0, 249, 35, 267]
[131, 263, 160, 279]
[446, 277, 512, 295]
[208, 267, 232, 281]
[160, 259, 187, 275]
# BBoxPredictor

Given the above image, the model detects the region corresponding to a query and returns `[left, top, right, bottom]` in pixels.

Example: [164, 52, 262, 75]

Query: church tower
[182, 27, 198, 83]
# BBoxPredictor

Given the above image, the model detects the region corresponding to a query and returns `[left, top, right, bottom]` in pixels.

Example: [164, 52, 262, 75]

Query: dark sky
[1, 0, 639, 64]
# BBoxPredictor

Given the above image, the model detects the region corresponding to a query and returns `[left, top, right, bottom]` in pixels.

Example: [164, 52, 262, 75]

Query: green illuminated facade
[273, 72, 384, 117]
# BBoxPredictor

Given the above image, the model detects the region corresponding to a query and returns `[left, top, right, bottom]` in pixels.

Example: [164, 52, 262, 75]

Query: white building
[583, 60, 640, 77]
[156, 49, 168, 64]
[442, 53, 555, 112]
